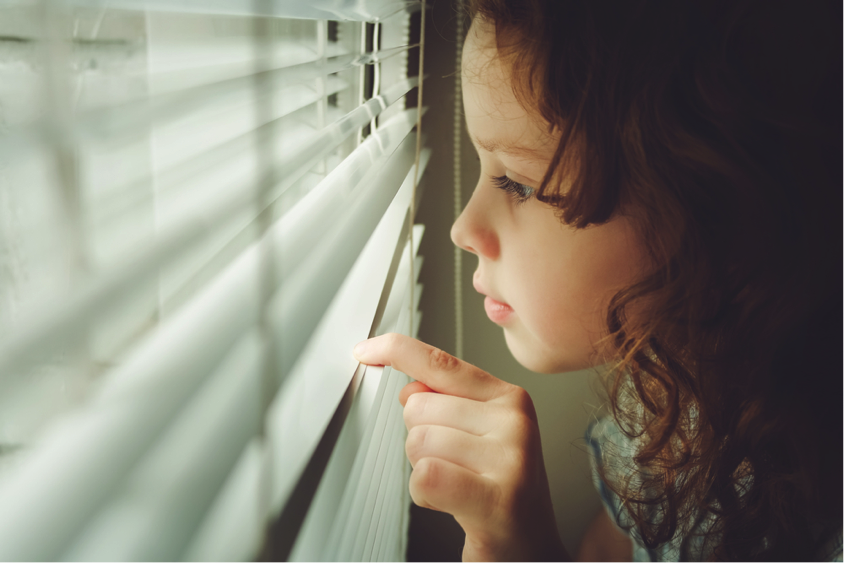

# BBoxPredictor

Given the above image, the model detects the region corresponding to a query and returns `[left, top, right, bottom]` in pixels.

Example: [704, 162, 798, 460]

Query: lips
[474, 278, 515, 325]
[483, 295, 515, 324]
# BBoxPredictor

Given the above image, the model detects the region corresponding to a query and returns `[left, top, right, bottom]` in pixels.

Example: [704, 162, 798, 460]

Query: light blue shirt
[585, 417, 844, 563]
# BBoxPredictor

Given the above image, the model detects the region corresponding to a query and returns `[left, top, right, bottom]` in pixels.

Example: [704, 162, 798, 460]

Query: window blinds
[0, 0, 428, 560]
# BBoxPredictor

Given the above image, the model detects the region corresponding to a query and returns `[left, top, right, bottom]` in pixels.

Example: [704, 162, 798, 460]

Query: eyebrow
[470, 135, 548, 161]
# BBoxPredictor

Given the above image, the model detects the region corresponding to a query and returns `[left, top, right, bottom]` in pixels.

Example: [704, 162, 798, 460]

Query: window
[0, 0, 427, 560]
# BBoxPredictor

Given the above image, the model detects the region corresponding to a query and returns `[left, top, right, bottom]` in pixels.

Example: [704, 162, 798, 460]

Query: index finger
[353, 333, 509, 402]
[354, 334, 506, 401]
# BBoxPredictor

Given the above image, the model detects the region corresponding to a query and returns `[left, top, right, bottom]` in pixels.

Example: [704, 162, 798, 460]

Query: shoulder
[584, 417, 708, 563]
[585, 417, 843, 562]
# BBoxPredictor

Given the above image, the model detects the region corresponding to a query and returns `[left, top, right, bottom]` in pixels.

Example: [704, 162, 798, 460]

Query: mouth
[483, 295, 515, 325]
[474, 278, 515, 325]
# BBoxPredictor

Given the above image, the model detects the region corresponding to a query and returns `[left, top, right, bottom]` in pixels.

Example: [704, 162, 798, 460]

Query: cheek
[502, 238, 603, 370]
[530, 261, 606, 353]
[505, 217, 646, 369]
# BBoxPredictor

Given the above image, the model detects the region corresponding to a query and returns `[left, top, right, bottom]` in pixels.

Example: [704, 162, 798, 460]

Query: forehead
[461, 19, 557, 159]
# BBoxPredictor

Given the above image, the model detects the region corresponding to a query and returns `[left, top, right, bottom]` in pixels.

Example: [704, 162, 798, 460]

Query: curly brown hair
[465, 0, 842, 559]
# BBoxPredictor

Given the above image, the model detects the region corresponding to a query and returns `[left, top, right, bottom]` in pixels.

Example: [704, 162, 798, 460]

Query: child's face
[453, 19, 647, 373]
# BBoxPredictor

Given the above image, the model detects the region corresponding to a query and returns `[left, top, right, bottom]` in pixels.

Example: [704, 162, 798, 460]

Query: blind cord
[453, 0, 464, 359]
[409, 0, 426, 339]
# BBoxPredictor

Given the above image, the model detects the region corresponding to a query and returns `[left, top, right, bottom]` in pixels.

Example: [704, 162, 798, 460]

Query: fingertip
[354, 338, 377, 363]
[352, 340, 367, 360]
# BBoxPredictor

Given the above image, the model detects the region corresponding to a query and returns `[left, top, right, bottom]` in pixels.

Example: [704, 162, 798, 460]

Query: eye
[491, 175, 535, 205]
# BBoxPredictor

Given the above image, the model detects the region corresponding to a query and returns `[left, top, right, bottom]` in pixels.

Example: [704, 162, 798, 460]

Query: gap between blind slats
[0, 44, 411, 162]
[0, 85, 417, 384]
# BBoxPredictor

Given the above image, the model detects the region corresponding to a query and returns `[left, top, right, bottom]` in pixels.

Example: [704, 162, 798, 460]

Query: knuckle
[407, 473, 424, 507]
[507, 386, 538, 421]
[428, 346, 460, 373]
[405, 425, 429, 461]
[508, 409, 536, 439]
[411, 457, 438, 491]
[498, 411, 542, 475]
[408, 457, 438, 508]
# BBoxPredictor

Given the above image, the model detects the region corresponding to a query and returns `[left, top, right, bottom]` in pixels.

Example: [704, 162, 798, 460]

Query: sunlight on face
[452, 18, 647, 373]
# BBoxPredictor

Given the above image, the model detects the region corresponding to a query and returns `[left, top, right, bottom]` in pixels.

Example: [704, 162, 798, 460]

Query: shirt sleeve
[585, 417, 657, 562]
[586, 417, 698, 562]
[585, 417, 842, 561]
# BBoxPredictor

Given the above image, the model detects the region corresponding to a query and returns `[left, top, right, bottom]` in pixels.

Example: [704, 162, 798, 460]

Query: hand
[353, 333, 569, 562]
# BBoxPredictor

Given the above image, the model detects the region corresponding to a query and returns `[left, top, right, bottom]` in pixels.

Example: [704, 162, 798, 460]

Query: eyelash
[491, 175, 535, 205]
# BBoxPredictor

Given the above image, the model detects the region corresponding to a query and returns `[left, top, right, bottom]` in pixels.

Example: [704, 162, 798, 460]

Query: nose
[450, 183, 500, 260]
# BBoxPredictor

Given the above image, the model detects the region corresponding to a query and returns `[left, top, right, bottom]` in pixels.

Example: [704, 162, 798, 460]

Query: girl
[355, 0, 842, 560]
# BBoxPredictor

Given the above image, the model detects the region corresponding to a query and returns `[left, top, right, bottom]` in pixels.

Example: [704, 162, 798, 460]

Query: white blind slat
[276, 107, 420, 282]
[265, 141, 426, 518]
[325, 271, 418, 560]
[182, 438, 267, 562]
[0, 277, 270, 559]
[361, 396, 408, 560]
[327, 368, 404, 559]
[268, 126, 418, 378]
[0, 87, 417, 384]
[0, 3, 426, 560]
[64, 0, 421, 22]
[0, 43, 413, 162]
[289, 224, 423, 561]
[380, 417, 412, 560]
[144, 78, 349, 177]
[62, 329, 265, 561]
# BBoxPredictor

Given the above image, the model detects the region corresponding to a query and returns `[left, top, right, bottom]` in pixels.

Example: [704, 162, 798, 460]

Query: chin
[503, 327, 591, 374]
